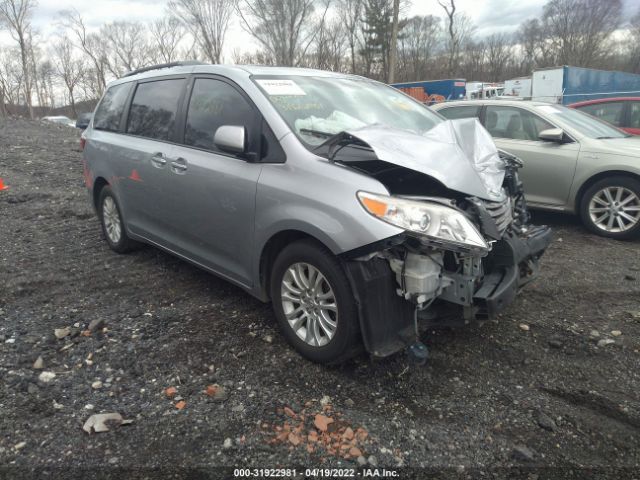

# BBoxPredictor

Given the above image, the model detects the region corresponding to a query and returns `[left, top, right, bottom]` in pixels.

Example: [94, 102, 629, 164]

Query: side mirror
[214, 125, 247, 154]
[538, 128, 564, 143]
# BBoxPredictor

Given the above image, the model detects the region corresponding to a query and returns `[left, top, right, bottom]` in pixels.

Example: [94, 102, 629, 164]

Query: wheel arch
[92, 177, 109, 210]
[575, 170, 640, 211]
[257, 229, 334, 302]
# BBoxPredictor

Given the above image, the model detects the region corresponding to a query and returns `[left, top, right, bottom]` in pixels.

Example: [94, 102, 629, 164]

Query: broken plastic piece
[407, 342, 429, 366]
[82, 413, 133, 434]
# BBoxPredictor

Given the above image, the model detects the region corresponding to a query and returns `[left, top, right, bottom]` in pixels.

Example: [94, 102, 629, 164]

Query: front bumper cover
[474, 225, 552, 319]
[344, 225, 553, 358]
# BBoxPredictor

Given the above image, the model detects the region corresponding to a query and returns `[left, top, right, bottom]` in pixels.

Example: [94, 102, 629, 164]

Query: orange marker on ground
[0, 178, 9, 191]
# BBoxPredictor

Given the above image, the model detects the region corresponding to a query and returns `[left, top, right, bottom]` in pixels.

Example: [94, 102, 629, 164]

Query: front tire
[270, 240, 361, 364]
[98, 186, 139, 253]
[579, 176, 640, 240]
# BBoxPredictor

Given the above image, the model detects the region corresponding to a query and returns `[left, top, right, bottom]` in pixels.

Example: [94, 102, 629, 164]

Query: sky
[1, 0, 638, 57]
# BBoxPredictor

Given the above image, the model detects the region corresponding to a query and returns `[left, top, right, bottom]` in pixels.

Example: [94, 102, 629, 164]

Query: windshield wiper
[308, 131, 371, 162]
[595, 135, 628, 139]
[299, 128, 336, 138]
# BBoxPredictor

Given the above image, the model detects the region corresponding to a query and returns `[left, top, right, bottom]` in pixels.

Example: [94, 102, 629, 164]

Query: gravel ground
[1, 118, 639, 479]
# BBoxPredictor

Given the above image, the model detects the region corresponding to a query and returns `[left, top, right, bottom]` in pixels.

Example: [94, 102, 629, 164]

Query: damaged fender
[327, 123, 553, 358]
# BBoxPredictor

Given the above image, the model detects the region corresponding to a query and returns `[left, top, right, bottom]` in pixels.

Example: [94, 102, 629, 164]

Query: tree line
[0, 0, 639, 118]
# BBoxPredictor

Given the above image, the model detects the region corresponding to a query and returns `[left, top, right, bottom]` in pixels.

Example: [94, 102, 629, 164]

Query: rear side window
[438, 106, 481, 120]
[184, 78, 257, 152]
[127, 79, 185, 141]
[576, 102, 625, 127]
[93, 82, 133, 132]
[485, 106, 553, 141]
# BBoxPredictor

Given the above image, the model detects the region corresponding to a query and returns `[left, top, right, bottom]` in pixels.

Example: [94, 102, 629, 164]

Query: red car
[568, 97, 640, 135]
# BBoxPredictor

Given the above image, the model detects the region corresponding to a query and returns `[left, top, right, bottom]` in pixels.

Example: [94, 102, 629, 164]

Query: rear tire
[579, 176, 640, 240]
[98, 186, 139, 253]
[269, 239, 361, 364]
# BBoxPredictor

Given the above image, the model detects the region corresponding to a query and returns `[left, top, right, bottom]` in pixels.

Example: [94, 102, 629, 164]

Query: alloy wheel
[588, 186, 640, 233]
[102, 196, 122, 244]
[280, 262, 338, 347]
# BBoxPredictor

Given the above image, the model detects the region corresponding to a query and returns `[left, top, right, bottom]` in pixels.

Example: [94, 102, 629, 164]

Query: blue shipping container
[532, 66, 640, 104]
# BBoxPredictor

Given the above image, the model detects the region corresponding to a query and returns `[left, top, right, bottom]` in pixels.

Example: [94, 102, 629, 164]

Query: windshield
[534, 104, 630, 139]
[253, 75, 443, 146]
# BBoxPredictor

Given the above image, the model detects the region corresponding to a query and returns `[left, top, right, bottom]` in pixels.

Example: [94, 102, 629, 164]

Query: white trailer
[531, 67, 565, 104]
[503, 77, 532, 98]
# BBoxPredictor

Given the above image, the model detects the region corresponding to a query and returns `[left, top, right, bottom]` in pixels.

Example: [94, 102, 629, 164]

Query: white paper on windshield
[256, 79, 306, 96]
[536, 105, 562, 114]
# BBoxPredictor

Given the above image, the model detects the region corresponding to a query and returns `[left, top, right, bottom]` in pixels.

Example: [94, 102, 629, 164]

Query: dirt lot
[1, 118, 639, 479]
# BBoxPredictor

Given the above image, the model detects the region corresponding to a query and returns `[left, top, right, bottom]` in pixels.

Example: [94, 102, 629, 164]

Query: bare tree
[518, 18, 543, 72]
[25, 29, 42, 108]
[37, 59, 55, 109]
[149, 16, 186, 64]
[59, 9, 108, 96]
[542, 0, 622, 68]
[2, 0, 639, 114]
[397, 15, 441, 81]
[485, 33, 513, 81]
[0, 78, 7, 116]
[459, 38, 486, 80]
[337, 0, 362, 73]
[169, 0, 233, 63]
[0, 0, 36, 118]
[438, 0, 457, 77]
[231, 48, 275, 65]
[101, 21, 150, 77]
[437, 0, 474, 77]
[238, 0, 328, 66]
[51, 35, 84, 117]
[0, 48, 24, 115]
[306, 17, 348, 71]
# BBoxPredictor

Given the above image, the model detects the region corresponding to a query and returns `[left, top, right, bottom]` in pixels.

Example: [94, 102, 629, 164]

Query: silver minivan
[82, 62, 552, 363]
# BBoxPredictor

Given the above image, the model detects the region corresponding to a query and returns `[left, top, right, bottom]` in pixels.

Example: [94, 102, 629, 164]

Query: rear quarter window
[126, 79, 185, 141]
[93, 82, 133, 132]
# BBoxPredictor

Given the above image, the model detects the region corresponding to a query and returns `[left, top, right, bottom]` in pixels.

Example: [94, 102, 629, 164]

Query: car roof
[568, 97, 640, 107]
[432, 99, 554, 109]
[109, 63, 363, 87]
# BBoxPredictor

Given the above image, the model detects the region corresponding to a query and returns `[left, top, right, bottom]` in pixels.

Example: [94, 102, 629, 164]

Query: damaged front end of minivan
[318, 119, 552, 357]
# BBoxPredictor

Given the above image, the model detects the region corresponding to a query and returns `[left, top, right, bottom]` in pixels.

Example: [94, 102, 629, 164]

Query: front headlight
[357, 191, 489, 253]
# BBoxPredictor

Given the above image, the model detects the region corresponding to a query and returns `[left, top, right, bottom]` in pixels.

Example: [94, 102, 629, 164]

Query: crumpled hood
[345, 118, 506, 201]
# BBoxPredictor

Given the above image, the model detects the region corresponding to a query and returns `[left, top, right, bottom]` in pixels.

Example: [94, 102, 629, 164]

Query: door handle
[151, 152, 167, 167]
[170, 158, 188, 173]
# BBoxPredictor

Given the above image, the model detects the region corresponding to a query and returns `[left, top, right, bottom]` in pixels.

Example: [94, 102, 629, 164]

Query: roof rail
[121, 61, 208, 78]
